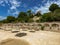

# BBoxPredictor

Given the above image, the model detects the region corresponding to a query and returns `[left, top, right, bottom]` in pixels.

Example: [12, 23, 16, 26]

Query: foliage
[17, 12, 29, 23]
[27, 10, 32, 16]
[36, 20, 40, 22]
[27, 18, 34, 23]
[27, 10, 34, 18]
[41, 26, 45, 30]
[40, 12, 54, 22]
[7, 16, 16, 23]
[1, 4, 60, 23]
[35, 11, 42, 17]
[49, 4, 60, 12]
[53, 9, 60, 21]
[18, 12, 27, 18]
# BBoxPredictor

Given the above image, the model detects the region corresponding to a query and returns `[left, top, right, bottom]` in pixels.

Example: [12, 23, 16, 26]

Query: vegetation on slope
[0, 4, 60, 23]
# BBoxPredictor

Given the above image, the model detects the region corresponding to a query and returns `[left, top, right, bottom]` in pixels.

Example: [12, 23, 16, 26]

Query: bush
[36, 20, 40, 22]
[40, 12, 54, 22]
[27, 19, 34, 23]
[41, 26, 45, 30]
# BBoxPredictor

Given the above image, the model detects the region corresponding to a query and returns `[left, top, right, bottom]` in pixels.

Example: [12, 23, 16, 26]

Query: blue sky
[0, 0, 60, 20]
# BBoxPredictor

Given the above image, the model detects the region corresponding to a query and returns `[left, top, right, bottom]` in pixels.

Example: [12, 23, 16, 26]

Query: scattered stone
[15, 33, 27, 37]
[29, 30, 35, 33]
[11, 31, 19, 33]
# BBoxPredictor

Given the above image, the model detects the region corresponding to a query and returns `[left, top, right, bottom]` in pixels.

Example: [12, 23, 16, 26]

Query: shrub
[40, 12, 54, 22]
[41, 26, 45, 30]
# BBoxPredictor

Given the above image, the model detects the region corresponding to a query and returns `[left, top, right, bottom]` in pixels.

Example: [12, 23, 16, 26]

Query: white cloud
[10, 0, 21, 10]
[12, 11, 19, 16]
[0, 0, 21, 16]
[8, 0, 21, 15]
[32, 0, 60, 14]
[8, 9, 19, 16]
[0, 16, 6, 20]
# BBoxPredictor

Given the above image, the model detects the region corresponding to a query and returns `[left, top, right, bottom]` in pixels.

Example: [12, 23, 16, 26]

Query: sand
[0, 39, 30, 45]
[0, 30, 60, 45]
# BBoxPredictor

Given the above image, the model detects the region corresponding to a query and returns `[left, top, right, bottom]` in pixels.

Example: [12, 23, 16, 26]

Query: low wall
[1, 22, 60, 32]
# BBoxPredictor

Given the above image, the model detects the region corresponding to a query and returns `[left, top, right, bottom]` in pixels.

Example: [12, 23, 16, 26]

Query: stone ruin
[0, 22, 60, 32]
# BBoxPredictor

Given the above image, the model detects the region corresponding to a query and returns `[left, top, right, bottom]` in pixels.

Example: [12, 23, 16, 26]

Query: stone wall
[1, 22, 60, 32]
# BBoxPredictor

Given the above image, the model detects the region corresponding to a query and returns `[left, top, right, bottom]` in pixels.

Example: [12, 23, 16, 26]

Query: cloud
[32, 0, 60, 14]
[0, 0, 21, 16]
[0, 16, 6, 20]
[8, 0, 21, 16]
[10, 0, 21, 10]
[8, 9, 19, 17]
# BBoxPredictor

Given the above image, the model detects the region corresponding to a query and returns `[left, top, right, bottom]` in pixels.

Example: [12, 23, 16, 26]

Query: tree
[27, 10, 34, 18]
[2, 19, 9, 23]
[27, 10, 31, 16]
[53, 9, 60, 21]
[35, 11, 41, 17]
[18, 12, 27, 18]
[54, 9, 60, 15]
[18, 12, 29, 22]
[49, 4, 59, 12]
[6, 16, 16, 23]
[41, 12, 54, 22]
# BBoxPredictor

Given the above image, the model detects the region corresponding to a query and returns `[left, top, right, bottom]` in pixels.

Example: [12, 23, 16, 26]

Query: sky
[0, 0, 60, 20]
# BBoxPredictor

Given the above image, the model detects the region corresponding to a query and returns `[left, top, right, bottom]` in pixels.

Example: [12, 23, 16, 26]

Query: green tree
[27, 10, 34, 18]
[35, 11, 41, 17]
[53, 9, 60, 21]
[18, 12, 27, 18]
[6, 16, 16, 23]
[27, 10, 31, 16]
[49, 4, 59, 12]
[18, 12, 29, 22]
[54, 9, 60, 15]
[41, 12, 54, 22]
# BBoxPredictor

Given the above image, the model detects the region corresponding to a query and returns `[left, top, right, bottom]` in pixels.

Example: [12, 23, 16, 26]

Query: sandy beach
[0, 30, 60, 45]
